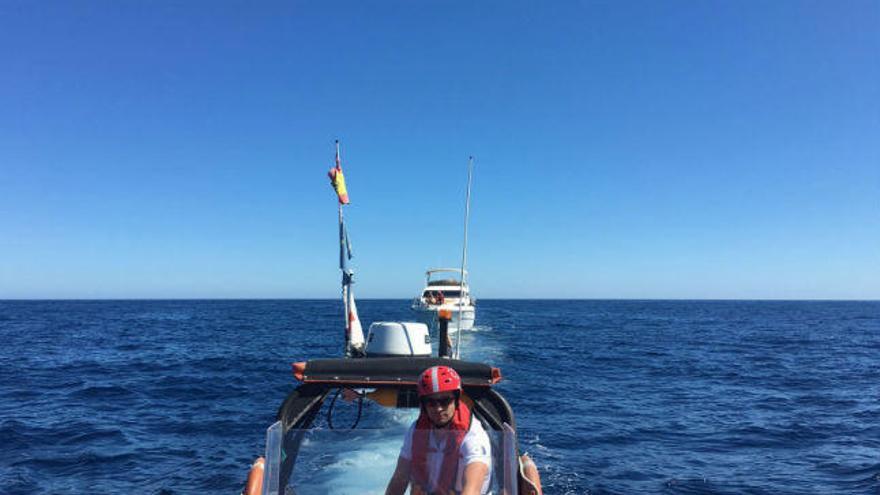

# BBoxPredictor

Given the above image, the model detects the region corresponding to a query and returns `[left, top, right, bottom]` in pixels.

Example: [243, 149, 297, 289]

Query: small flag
[328, 146, 350, 204]
[340, 222, 353, 272]
[348, 290, 363, 341]
[345, 284, 365, 352]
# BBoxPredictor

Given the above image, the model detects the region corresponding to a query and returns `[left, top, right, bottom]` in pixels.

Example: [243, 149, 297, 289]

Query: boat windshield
[266, 388, 514, 494]
[423, 290, 463, 299]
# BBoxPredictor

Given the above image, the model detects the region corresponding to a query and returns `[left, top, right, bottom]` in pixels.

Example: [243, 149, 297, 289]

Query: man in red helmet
[385, 365, 493, 495]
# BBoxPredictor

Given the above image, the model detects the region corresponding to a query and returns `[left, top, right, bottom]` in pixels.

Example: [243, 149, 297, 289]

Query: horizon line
[1, 297, 879, 303]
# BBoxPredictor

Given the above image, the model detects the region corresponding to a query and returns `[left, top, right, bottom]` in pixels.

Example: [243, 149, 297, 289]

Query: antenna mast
[454, 156, 474, 359]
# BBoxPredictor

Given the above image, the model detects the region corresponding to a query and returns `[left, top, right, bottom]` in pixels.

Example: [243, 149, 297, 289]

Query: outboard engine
[365, 322, 431, 357]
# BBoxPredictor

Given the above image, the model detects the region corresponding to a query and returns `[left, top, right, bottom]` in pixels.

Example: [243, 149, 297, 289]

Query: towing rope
[327, 388, 364, 430]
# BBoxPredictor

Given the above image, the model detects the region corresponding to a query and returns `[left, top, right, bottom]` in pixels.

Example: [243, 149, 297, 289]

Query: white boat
[411, 268, 476, 331]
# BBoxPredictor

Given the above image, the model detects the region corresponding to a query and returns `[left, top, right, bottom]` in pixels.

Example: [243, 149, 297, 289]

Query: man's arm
[460, 460, 489, 495]
[385, 456, 411, 495]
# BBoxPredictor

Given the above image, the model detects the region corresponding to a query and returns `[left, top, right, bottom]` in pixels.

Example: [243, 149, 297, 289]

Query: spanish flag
[328, 144, 350, 204]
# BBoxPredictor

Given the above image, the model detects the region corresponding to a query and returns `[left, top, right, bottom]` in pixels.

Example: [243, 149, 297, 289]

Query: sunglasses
[423, 396, 456, 408]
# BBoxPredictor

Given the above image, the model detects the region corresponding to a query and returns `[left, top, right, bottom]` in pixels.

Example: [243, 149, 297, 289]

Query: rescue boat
[241, 355, 542, 495]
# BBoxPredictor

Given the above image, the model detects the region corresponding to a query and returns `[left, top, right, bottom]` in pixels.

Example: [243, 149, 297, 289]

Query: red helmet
[417, 366, 461, 397]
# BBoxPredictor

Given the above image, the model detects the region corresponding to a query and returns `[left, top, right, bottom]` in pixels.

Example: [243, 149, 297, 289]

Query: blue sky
[1, 1, 878, 299]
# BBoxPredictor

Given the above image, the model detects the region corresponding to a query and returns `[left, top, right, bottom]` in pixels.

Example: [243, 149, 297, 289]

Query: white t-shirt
[400, 418, 493, 494]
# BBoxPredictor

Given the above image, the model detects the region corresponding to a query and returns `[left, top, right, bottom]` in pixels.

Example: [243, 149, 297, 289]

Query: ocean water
[1, 299, 879, 494]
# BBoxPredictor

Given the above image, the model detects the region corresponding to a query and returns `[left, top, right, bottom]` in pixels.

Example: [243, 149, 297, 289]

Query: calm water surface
[1, 300, 879, 494]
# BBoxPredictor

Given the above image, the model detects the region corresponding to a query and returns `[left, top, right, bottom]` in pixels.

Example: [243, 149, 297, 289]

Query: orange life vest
[410, 400, 472, 494]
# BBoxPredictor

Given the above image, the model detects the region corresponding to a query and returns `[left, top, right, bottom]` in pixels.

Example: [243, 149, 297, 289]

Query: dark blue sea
[1, 300, 879, 494]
